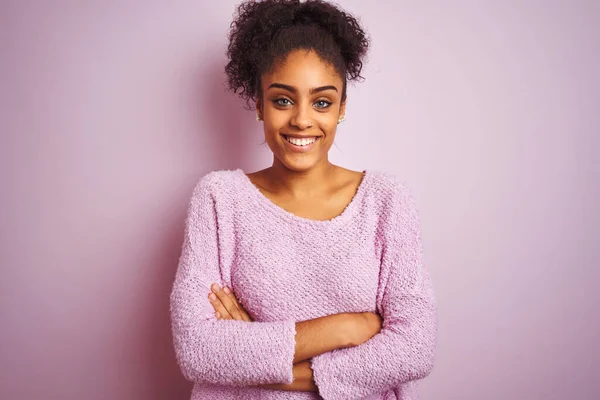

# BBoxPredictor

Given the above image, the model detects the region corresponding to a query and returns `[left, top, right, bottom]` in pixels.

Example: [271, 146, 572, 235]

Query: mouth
[281, 134, 321, 153]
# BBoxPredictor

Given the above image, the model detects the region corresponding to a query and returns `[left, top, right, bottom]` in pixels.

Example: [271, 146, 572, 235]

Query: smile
[284, 135, 317, 146]
[282, 135, 321, 153]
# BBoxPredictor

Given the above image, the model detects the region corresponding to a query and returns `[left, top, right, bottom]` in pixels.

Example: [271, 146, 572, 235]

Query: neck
[267, 159, 337, 197]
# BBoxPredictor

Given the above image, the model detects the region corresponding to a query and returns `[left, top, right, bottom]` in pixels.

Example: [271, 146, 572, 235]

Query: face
[256, 49, 346, 173]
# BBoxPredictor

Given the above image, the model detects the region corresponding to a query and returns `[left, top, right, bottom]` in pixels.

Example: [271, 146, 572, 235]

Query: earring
[256, 114, 262, 121]
[337, 116, 345, 124]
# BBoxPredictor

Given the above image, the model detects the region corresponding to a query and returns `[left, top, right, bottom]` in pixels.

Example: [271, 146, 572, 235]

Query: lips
[283, 135, 316, 144]
[281, 134, 320, 153]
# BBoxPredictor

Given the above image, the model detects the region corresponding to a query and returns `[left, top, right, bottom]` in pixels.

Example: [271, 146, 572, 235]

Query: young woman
[170, 1, 437, 399]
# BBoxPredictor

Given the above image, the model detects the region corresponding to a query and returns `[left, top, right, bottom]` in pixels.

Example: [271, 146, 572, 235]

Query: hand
[345, 312, 383, 347]
[208, 283, 254, 322]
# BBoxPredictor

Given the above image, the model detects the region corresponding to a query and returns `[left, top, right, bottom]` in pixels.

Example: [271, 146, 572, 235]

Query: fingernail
[223, 287, 231, 294]
[215, 312, 220, 319]
[209, 293, 216, 301]
[212, 283, 221, 292]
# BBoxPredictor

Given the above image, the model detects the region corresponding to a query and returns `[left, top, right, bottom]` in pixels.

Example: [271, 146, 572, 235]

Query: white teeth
[285, 136, 317, 146]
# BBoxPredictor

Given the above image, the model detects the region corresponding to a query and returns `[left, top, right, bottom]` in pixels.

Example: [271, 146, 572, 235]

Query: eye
[273, 98, 293, 107]
[314, 100, 332, 109]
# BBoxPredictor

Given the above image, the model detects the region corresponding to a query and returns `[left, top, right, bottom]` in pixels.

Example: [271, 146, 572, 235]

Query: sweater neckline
[235, 168, 370, 227]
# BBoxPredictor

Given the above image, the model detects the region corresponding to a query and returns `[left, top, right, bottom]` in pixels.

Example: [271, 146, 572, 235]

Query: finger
[223, 287, 253, 322]
[211, 284, 244, 320]
[208, 292, 232, 320]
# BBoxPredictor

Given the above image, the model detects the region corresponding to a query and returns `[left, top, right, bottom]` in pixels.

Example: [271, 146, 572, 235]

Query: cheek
[319, 117, 338, 135]
[263, 111, 287, 132]
[261, 121, 282, 152]
[263, 121, 281, 142]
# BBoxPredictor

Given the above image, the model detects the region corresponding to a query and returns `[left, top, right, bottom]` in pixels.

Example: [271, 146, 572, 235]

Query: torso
[197, 167, 400, 322]
[245, 166, 365, 221]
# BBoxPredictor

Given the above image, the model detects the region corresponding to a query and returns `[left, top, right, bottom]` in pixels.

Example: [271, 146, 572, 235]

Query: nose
[290, 103, 314, 130]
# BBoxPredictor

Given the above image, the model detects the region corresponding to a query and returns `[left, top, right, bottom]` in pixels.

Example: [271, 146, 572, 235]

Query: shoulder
[191, 169, 244, 198]
[185, 169, 246, 220]
[185, 169, 246, 216]
[364, 170, 421, 231]
[366, 170, 416, 207]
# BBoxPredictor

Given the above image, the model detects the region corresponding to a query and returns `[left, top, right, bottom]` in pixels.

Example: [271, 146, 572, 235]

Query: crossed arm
[206, 282, 373, 392]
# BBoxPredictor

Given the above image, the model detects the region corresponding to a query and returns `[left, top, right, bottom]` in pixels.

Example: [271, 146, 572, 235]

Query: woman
[169, 0, 437, 399]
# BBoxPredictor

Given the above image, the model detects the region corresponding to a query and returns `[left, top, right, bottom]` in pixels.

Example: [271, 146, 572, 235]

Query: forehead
[263, 49, 343, 90]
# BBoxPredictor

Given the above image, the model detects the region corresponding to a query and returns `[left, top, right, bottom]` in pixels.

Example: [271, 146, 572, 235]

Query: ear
[255, 98, 263, 120]
[339, 98, 346, 120]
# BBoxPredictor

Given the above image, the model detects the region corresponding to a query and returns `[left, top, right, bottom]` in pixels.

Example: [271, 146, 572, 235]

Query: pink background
[1, 1, 598, 399]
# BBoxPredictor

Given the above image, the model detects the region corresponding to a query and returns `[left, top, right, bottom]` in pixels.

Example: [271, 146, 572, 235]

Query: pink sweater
[170, 169, 437, 400]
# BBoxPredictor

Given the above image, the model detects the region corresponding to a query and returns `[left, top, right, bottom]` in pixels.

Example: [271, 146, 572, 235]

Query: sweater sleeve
[309, 181, 437, 399]
[169, 174, 297, 387]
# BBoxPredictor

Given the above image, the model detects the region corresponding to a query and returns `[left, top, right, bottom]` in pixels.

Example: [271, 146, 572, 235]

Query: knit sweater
[169, 168, 437, 400]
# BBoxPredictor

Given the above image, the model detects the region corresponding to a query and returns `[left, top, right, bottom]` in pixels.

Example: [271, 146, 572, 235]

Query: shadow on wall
[137, 55, 254, 399]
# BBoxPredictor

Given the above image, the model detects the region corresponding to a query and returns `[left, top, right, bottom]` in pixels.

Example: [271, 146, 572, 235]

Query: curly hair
[225, 0, 370, 109]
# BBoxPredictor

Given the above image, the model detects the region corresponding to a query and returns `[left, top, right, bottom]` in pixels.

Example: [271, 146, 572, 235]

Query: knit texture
[170, 168, 437, 400]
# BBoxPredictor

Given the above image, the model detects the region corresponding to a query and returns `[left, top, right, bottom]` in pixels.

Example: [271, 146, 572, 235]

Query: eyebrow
[267, 83, 338, 94]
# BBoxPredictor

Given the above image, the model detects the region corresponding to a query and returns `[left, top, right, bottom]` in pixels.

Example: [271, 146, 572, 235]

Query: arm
[206, 273, 365, 392]
[261, 360, 318, 392]
[170, 176, 297, 387]
[309, 183, 438, 399]
[208, 281, 355, 365]
[259, 314, 356, 392]
[261, 312, 381, 393]
[293, 313, 353, 363]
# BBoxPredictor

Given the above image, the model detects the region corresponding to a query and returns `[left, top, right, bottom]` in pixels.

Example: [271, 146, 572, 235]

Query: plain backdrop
[1, 1, 599, 399]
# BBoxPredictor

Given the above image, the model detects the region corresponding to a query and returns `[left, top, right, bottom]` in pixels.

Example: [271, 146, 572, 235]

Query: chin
[279, 155, 320, 172]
